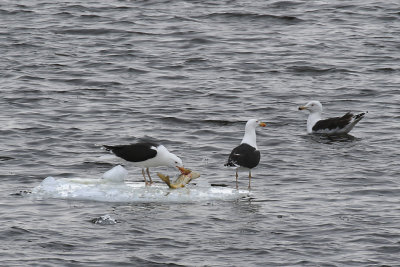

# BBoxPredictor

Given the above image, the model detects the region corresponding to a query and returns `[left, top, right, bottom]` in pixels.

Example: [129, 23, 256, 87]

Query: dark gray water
[1, 0, 400, 266]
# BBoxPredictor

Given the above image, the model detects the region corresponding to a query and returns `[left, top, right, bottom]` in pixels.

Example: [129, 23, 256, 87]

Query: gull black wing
[103, 142, 158, 162]
[225, 143, 260, 169]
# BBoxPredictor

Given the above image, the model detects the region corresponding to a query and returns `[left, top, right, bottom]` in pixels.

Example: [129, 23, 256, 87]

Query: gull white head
[298, 101, 323, 114]
[298, 101, 323, 133]
[157, 145, 184, 168]
[241, 119, 266, 149]
[245, 119, 267, 129]
[167, 152, 183, 168]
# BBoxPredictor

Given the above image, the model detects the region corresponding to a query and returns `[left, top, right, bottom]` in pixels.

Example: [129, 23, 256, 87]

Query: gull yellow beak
[177, 166, 191, 175]
[259, 122, 266, 127]
[298, 106, 307, 110]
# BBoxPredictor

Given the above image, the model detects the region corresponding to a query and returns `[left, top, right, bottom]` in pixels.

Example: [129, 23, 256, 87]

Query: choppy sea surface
[1, 0, 400, 266]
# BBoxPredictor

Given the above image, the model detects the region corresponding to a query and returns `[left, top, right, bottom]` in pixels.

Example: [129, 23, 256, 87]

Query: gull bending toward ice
[103, 142, 183, 186]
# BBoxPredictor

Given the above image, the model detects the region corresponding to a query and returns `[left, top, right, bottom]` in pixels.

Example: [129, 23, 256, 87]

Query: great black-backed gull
[103, 142, 183, 186]
[299, 101, 366, 135]
[225, 119, 266, 189]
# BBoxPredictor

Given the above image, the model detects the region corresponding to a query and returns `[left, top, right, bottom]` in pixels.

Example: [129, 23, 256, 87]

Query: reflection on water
[306, 133, 359, 144]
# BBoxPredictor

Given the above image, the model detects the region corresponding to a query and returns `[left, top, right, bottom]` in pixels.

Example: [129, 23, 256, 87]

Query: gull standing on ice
[225, 119, 266, 189]
[299, 101, 366, 135]
[103, 142, 183, 186]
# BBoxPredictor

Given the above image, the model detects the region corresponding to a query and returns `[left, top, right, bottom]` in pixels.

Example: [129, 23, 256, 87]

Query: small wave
[374, 67, 399, 73]
[125, 67, 149, 74]
[184, 57, 208, 64]
[1, 226, 32, 239]
[346, 188, 400, 196]
[0, 156, 14, 161]
[53, 28, 129, 36]
[53, 11, 75, 18]
[58, 4, 102, 13]
[128, 256, 185, 267]
[0, 8, 34, 15]
[378, 15, 399, 21]
[18, 75, 45, 81]
[188, 37, 214, 45]
[179, 37, 215, 49]
[269, 1, 304, 8]
[287, 65, 351, 75]
[79, 14, 102, 19]
[38, 241, 75, 251]
[156, 116, 193, 125]
[157, 74, 188, 80]
[203, 12, 303, 24]
[48, 78, 122, 87]
[201, 119, 237, 126]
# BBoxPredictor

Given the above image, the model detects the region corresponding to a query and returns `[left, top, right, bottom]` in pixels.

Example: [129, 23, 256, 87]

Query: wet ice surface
[31, 166, 247, 203]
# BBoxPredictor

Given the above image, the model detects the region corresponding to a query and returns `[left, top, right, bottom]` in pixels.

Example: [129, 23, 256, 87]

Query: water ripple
[1, 0, 400, 266]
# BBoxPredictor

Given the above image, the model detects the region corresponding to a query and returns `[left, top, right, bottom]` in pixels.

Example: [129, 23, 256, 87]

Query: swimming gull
[299, 100, 366, 134]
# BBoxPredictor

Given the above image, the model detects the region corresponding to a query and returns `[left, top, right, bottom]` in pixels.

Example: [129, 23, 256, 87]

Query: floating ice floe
[91, 214, 118, 225]
[30, 165, 248, 203]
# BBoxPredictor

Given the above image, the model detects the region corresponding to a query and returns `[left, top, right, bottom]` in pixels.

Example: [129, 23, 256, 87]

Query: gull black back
[103, 142, 158, 162]
[225, 143, 260, 169]
[312, 112, 353, 132]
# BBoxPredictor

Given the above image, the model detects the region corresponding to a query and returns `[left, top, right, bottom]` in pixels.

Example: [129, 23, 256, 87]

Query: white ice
[101, 165, 128, 183]
[30, 165, 248, 203]
[91, 214, 118, 225]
